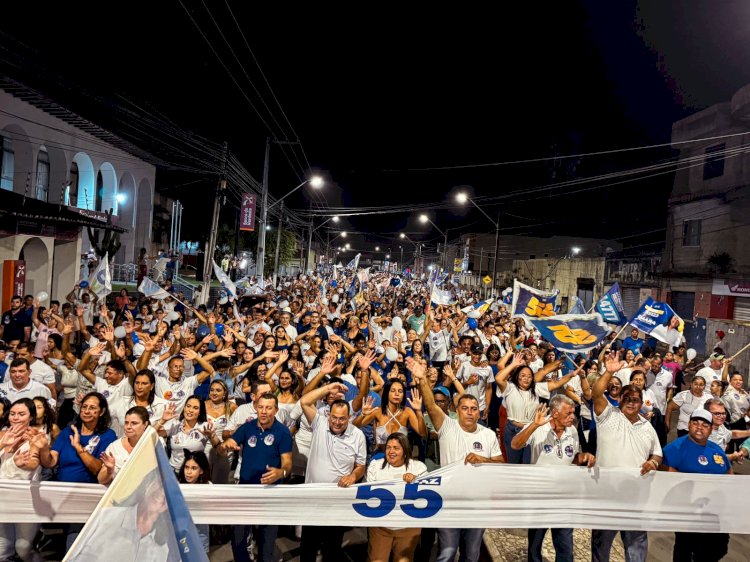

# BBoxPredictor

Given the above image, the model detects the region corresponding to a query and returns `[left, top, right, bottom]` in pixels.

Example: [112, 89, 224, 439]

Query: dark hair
[620, 385, 642, 401]
[48, 333, 63, 351]
[214, 357, 232, 372]
[486, 344, 501, 359]
[179, 395, 207, 424]
[381, 432, 412, 470]
[0, 397, 11, 428]
[381, 379, 406, 414]
[178, 450, 211, 484]
[457, 394, 480, 409]
[106, 359, 127, 374]
[133, 370, 157, 404]
[33, 395, 56, 433]
[257, 392, 278, 408]
[9, 357, 30, 371]
[76, 392, 112, 434]
[509, 365, 537, 397]
[10, 397, 37, 423]
[330, 399, 350, 415]
[250, 379, 272, 397]
[125, 405, 150, 425]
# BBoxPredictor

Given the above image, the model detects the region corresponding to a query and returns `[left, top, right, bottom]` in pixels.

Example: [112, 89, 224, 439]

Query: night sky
[2, 1, 750, 254]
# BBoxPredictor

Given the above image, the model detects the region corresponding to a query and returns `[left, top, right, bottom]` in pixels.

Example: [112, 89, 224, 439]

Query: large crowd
[0, 268, 748, 562]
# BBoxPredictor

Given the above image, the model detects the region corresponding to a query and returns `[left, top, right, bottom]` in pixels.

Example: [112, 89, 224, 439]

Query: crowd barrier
[1, 463, 748, 533]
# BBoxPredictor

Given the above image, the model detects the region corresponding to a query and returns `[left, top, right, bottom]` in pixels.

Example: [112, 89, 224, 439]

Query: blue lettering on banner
[352, 481, 444, 519]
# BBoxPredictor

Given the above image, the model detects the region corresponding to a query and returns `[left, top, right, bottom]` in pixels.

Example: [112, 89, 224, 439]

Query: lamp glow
[332, 216, 340, 222]
[310, 176, 324, 188]
[572, 247, 581, 256]
[456, 193, 468, 204]
[400, 233, 406, 239]
[116, 193, 127, 204]
[419, 214, 429, 223]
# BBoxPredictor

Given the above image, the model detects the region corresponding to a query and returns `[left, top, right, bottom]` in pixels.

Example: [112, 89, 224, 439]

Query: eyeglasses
[710, 411, 727, 417]
[621, 397, 643, 404]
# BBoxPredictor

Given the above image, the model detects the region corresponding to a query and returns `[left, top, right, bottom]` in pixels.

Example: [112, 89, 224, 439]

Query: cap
[470, 343, 484, 355]
[690, 408, 713, 424]
[709, 352, 725, 361]
[433, 386, 450, 398]
[281, 307, 292, 313]
[716, 330, 725, 339]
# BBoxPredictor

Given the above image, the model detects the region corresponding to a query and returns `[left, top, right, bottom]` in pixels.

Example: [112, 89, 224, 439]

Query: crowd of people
[0, 268, 748, 562]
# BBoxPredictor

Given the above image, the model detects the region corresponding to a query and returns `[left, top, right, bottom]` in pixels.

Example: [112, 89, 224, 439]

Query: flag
[428, 268, 439, 288]
[568, 296, 586, 315]
[138, 277, 171, 300]
[595, 282, 627, 325]
[65, 428, 207, 561]
[346, 253, 361, 270]
[212, 260, 237, 300]
[431, 286, 457, 306]
[357, 267, 371, 285]
[462, 298, 494, 318]
[347, 275, 360, 300]
[529, 314, 611, 353]
[88, 252, 111, 298]
[510, 279, 559, 319]
[629, 297, 685, 348]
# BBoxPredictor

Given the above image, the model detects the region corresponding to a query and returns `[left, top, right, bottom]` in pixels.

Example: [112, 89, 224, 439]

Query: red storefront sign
[240, 194, 256, 231]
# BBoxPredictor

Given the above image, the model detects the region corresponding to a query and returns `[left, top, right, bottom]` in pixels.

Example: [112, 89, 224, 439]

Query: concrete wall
[0, 235, 53, 300]
[511, 257, 606, 309]
[706, 319, 750, 383]
[0, 88, 157, 264]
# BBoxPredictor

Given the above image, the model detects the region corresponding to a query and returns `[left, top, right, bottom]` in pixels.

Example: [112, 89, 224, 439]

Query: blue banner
[529, 314, 611, 353]
[595, 282, 627, 325]
[568, 296, 586, 315]
[630, 297, 685, 348]
[511, 280, 558, 319]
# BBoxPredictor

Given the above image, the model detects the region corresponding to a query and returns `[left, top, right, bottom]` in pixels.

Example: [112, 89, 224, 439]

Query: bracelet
[649, 459, 658, 468]
[282, 469, 287, 479]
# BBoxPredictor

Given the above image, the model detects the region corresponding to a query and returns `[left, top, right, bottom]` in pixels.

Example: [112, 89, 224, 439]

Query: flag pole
[729, 341, 750, 362]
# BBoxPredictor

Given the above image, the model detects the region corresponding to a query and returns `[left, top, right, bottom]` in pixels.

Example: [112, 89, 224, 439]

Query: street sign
[483, 275, 492, 285]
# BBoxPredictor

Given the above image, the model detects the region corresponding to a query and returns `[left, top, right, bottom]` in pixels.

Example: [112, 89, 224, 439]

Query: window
[682, 220, 701, 247]
[703, 143, 725, 180]
[529, 254, 536, 259]
[67, 162, 79, 206]
[35, 148, 50, 202]
[95, 170, 103, 210]
[1, 136, 13, 191]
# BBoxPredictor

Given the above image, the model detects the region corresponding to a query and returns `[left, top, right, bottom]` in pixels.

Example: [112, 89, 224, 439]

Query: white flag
[138, 277, 171, 300]
[88, 253, 111, 298]
[212, 260, 237, 300]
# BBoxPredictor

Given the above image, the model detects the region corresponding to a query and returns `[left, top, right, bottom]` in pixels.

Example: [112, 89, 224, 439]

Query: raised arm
[180, 348, 215, 383]
[592, 353, 625, 416]
[495, 352, 525, 392]
[511, 404, 549, 450]
[408, 356, 445, 431]
[299, 382, 348, 425]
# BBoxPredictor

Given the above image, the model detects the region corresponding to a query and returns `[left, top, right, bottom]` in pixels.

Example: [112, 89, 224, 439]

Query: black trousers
[673, 532, 729, 562]
[300, 525, 346, 562]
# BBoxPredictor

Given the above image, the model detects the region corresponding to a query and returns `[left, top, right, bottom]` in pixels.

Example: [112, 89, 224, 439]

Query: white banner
[2, 463, 749, 533]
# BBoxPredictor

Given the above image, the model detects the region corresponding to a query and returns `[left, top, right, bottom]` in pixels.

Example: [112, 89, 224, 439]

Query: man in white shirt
[694, 353, 726, 385]
[0, 358, 52, 402]
[299, 381, 366, 562]
[424, 312, 452, 370]
[511, 395, 595, 562]
[455, 344, 494, 424]
[411, 357, 502, 562]
[646, 355, 673, 416]
[14, 343, 56, 399]
[591, 353, 662, 562]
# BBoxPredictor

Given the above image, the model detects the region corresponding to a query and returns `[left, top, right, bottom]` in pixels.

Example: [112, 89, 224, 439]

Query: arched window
[67, 162, 79, 206]
[1, 136, 13, 191]
[35, 148, 50, 202]
[95, 170, 103, 211]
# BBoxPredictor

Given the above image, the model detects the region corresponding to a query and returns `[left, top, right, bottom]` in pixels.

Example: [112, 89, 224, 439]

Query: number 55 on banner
[352, 477, 444, 519]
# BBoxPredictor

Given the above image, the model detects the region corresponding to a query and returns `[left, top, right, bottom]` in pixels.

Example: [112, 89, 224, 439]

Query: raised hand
[101, 325, 115, 342]
[361, 396, 376, 417]
[277, 349, 289, 364]
[604, 352, 625, 375]
[407, 388, 423, 411]
[161, 403, 177, 423]
[357, 350, 377, 371]
[140, 334, 155, 352]
[533, 404, 551, 426]
[89, 342, 107, 357]
[69, 424, 82, 450]
[100, 451, 116, 472]
[75, 305, 84, 318]
[220, 347, 237, 358]
[511, 352, 526, 368]
[320, 353, 337, 376]
[405, 356, 426, 382]
[114, 341, 127, 359]
[200, 422, 215, 439]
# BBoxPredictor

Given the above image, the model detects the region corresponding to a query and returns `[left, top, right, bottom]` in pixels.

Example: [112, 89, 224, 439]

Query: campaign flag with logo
[65, 428, 207, 562]
[529, 313, 611, 353]
[346, 253, 361, 271]
[87, 252, 112, 298]
[138, 276, 171, 300]
[462, 298, 493, 318]
[212, 260, 237, 301]
[630, 297, 685, 348]
[595, 282, 627, 325]
[510, 280, 559, 319]
[357, 267, 371, 286]
[568, 296, 586, 315]
[431, 286, 457, 306]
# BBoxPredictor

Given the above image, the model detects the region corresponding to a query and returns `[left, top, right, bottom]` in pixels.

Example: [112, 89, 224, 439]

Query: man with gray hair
[511, 394, 595, 562]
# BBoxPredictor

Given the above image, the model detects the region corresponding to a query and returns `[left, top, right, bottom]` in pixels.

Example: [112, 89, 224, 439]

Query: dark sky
[2, 1, 750, 253]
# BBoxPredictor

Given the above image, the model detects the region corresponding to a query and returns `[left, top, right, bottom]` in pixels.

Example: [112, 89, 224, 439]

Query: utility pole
[256, 137, 271, 286]
[400, 246, 404, 272]
[272, 201, 284, 286]
[305, 218, 313, 274]
[200, 142, 229, 305]
[491, 213, 500, 299]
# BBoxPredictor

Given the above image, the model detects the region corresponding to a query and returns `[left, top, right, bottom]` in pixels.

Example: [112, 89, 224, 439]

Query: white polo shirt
[92, 376, 133, 403]
[155, 375, 201, 414]
[671, 390, 712, 431]
[455, 363, 494, 412]
[709, 424, 732, 451]
[0, 379, 52, 402]
[695, 366, 722, 385]
[436, 415, 502, 467]
[305, 412, 366, 484]
[521, 423, 580, 465]
[29, 360, 56, 386]
[594, 402, 661, 468]
[426, 329, 452, 362]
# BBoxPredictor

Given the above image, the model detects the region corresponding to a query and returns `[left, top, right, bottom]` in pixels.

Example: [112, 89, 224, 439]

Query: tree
[86, 209, 121, 259]
[214, 226, 298, 276]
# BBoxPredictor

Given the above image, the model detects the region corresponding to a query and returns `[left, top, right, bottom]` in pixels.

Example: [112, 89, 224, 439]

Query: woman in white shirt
[665, 375, 711, 437]
[109, 370, 168, 437]
[98, 406, 151, 485]
[365, 432, 428, 562]
[629, 371, 658, 421]
[204, 380, 237, 484]
[155, 395, 220, 472]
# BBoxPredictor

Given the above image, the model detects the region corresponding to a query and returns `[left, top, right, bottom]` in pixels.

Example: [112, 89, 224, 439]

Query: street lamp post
[456, 192, 500, 298]
[419, 214, 448, 271]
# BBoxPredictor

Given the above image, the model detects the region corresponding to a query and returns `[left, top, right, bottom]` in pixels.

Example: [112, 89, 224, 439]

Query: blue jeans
[504, 422, 531, 464]
[591, 529, 648, 562]
[528, 528, 573, 562]
[232, 524, 278, 562]
[436, 527, 484, 562]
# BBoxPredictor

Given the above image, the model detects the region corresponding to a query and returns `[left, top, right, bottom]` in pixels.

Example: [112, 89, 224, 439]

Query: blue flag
[529, 314, 611, 353]
[568, 296, 586, 315]
[510, 279, 559, 319]
[630, 297, 685, 348]
[595, 282, 627, 325]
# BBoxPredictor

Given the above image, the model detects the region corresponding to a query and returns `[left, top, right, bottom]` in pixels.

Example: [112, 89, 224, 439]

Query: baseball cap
[470, 343, 484, 355]
[690, 408, 713, 424]
[433, 386, 450, 399]
[709, 352, 725, 361]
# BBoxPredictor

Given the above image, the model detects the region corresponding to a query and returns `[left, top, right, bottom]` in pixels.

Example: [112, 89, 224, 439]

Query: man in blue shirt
[221, 393, 292, 562]
[621, 328, 643, 356]
[660, 408, 732, 561]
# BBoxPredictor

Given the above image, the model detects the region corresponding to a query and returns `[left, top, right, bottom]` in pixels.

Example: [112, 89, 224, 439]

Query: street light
[399, 233, 422, 275]
[418, 213, 448, 270]
[375, 246, 380, 251]
[456, 191, 500, 298]
[572, 246, 581, 256]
